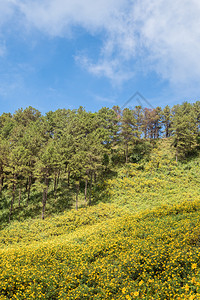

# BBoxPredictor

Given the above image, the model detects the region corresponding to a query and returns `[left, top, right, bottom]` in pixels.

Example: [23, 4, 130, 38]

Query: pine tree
[121, 108, 138, 163]
[171, 102, 198, 161]
[162, 105, 172, 138]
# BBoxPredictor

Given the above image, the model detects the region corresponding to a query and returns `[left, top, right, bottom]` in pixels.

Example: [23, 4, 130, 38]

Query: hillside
[107, 138, 200, 212]
[0, 101, 199, 225]
[0, 140, 200, 299]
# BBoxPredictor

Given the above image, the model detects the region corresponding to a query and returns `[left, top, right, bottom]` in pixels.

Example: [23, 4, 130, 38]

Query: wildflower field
[0, 142, 200, 299]
[0, 200, 200, 299]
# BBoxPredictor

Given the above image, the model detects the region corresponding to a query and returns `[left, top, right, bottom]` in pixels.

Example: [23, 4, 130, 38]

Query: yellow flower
[191, 277, 196, 284]
[191, 263, 197, 269]
[139, 280, 144, 286]
[122, 287, 126, 294]
[184, 284, 189, 292]
[134, 291, 139, 297]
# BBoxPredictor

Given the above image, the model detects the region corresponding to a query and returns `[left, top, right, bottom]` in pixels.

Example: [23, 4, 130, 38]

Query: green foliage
[162, 105, 172, 137]
[106, 140, 200, 212]
[0, 114, 199, 299]
[129, 140, 152, 163]
[0, 101, 199, 224]
[171, 102, 199, 160]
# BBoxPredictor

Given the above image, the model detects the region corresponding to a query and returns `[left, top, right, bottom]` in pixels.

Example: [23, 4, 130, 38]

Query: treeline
[0, 101, 199, 221]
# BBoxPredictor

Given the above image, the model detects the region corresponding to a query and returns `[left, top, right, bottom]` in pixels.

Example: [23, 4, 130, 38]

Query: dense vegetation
[0, 141, 200, 299]
[0, 101, 200, 299]
[0, 101, 199, 224]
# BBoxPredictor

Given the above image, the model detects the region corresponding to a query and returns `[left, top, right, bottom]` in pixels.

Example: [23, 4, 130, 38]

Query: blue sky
[0, 0, 200, 115]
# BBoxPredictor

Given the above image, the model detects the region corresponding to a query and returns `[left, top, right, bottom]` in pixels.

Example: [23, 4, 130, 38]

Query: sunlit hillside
[0, 202, 200, 299]
[107, 138, 200, 212]
[0, 139, 200, 299]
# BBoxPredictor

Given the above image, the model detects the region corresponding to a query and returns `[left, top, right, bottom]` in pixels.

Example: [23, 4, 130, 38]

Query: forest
[0, 101, 199, 225]
[0, 101, 200, 299]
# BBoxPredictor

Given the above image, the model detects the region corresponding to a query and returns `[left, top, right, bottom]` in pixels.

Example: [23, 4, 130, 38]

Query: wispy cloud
[93, 94, 116, 104]
[75, 54, 133, 85]
[14, 0, 125, 36]
[1, 0, 200, 93]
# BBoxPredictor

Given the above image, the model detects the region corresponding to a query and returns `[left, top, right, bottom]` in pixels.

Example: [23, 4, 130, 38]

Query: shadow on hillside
[0, 186, 74, 228]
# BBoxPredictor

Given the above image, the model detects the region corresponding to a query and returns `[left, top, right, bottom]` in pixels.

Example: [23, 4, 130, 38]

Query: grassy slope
[107, 138, 200, 211]
[0, 140, 200, 299]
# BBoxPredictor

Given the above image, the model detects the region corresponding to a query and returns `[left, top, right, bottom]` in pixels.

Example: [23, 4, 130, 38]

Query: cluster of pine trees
[0, 101, 199, 221]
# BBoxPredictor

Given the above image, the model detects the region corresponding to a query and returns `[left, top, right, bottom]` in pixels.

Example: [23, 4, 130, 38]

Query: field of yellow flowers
[0, 141, 200, 299]
[0, 200, 200, 299]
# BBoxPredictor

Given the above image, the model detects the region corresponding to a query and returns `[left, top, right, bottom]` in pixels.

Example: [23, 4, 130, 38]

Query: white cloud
[75, 54, 133, 85]
[0, 0, 15, 25]
[15, 0, 126, 36]
[134, 0, 200, 86]
[0, 0, 200, 91]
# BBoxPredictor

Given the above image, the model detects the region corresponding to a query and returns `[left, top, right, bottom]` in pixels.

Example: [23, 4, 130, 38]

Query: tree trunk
[54, 173, 57, 199]
[75, 181, 80, 211]
[125, 143, 128, 163]
[42, 176, 49, 220]
[54, 170, 60, 199]
[89, 173, 93, 206]
[166, 124, 169, 138]
[9, 180, 16, 223]
[27, 175, 32, 206]
[84, 178, 88, 206]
